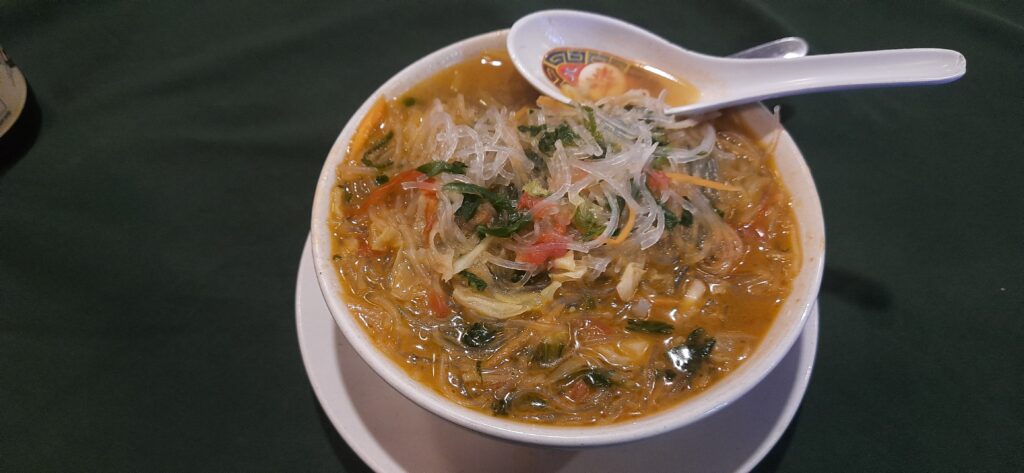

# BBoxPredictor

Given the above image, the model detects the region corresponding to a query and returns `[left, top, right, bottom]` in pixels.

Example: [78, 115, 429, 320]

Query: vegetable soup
[327, 50, 799, 425]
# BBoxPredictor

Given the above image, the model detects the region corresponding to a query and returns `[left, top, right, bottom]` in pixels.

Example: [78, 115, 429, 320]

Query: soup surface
[328, 50, 799, 425]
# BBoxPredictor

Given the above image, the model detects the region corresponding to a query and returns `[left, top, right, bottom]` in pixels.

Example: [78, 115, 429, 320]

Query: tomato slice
[422, 188, 438, 239]
[427, 288, 450, 319]
[646, 170, 670, 193]
[517, 193, 541, 210]
[515, 233, 571, 265]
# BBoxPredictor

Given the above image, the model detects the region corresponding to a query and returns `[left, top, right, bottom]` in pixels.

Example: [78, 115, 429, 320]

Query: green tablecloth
[2, 1, 1021, 471]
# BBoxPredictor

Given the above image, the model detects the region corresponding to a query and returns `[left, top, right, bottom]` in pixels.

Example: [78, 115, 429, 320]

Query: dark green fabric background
[2, 1, 1022, 471]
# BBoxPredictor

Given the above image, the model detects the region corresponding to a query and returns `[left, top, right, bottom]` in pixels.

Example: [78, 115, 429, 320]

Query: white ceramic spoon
[508, 10, 966, 115]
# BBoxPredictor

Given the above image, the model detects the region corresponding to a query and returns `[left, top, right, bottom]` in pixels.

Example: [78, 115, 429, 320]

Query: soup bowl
[310, 29, 825, 447]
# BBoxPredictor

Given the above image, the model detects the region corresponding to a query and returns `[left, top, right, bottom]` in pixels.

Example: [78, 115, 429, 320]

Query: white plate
[296, 237, 819, 473]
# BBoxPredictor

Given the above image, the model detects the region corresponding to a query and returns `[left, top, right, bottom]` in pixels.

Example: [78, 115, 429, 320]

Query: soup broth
[542, 47, 701, 106]
[327, 51, 799, 425]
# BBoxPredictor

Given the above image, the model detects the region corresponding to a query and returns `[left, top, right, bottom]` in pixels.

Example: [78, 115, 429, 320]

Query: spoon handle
[677, 48, 966, 114]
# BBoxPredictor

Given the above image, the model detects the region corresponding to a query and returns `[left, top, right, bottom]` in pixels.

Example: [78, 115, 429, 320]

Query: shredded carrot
[513, 106, 530, 124]
[663, 172, 743, 192]
[607, 206, 636, 245]
[354, 169, 423, 215]
[422, 192, 438, 239]
[348, 97, 387, 161]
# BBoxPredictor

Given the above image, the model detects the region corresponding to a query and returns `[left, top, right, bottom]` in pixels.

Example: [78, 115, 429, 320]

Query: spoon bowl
[509, 10, 966, 115]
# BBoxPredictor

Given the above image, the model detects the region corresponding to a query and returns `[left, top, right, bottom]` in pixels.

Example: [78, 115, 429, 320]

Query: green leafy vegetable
[374, 175, 389, 185]
[458, 270, 488, 291]
[532, 342, 565, 365]
[583, 105, 604, 143]
[491, 394, 511, 416]
[666, 327, 716, 375]
[402, 97, 416, 107]
[538, 123, 579, 154]
[455, 194, 481, 221]
[569, 368, 614, 388]
[361, 131, 394, 169]
[680, 209, 694, 227]
[663, 208, 681, 229]
[443, 182, 531, 237]
[661, 202, 693, 230]
[476, 212, 531, 238]
[517, 124, 545, 136]
[416, 160, 467, 177]
[651, 155, 670, 170]
[460, 322, 497, 348]
[573, 202, 606, 240]
[625, 318, 674, 334]
[442, 182, 513, 212]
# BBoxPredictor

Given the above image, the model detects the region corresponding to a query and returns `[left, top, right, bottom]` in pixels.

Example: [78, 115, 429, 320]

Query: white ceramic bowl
[311, 29, 825, 447]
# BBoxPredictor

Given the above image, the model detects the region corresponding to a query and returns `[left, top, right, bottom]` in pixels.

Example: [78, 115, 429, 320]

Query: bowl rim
[310, 29, 825, 447]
